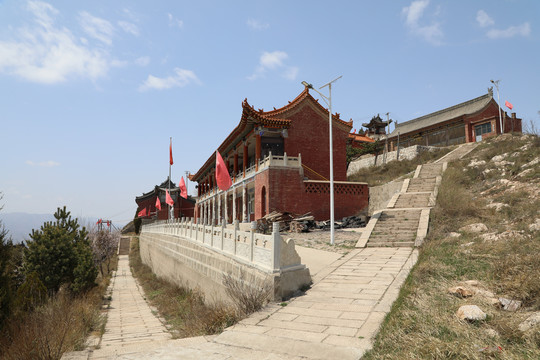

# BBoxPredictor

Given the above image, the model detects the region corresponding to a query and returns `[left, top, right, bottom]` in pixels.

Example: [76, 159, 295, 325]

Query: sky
[0, 0, 538, 225]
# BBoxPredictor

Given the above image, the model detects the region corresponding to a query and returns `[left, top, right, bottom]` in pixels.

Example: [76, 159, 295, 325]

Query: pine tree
[0, 208, 13, 329]
[24, 207, 97, 295]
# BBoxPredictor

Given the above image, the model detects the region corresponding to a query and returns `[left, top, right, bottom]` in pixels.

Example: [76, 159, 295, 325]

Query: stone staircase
[357, 142, 479, 249]
[118, 236, 131, 255]
[357, 160, 446, 248]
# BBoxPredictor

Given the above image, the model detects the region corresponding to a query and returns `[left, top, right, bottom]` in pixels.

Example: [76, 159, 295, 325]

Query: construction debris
[256, 211, 366, 233]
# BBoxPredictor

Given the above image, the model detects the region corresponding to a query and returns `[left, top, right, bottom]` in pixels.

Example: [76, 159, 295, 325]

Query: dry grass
[363, 135, 540, 359]
[348, 147, 452, 186]
[223, 271, 273, 316]
[129, 237, 238, 338]
[0, 285, 106, 359]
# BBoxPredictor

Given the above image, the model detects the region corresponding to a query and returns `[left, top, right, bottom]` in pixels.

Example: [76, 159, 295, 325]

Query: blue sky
[0, 0, 538, 224]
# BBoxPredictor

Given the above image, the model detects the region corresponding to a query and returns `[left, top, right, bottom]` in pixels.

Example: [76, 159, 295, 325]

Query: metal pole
[169, 137, 172, 220]
[491, 80, 503, 135]
[185, 170, 190, 197]
[319, 76, 341, 246]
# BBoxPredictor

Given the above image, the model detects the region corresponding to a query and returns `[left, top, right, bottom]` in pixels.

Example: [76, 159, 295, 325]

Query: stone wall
[347, 145, 438, 175]
[367, 180, 404, 216]
[139, 219, 311, 304]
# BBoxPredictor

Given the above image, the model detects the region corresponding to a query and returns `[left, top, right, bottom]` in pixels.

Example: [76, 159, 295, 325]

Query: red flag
[165, 189, 174, 206]
[215, 151, 232, 191]
[505, 100, 513, 110]
[169, 138, 173, 165]
[179, 176, 187, 199]
[137, 208, 147, 217]
[155, 196, 162, 211]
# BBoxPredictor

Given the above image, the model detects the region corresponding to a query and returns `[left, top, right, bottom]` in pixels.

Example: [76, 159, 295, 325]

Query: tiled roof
[190, 87, 353, 181]
[348, 133, 375, 143]
[388, 92, 494, 138]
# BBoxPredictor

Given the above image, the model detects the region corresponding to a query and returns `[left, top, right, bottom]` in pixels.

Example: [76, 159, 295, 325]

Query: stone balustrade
[141, 218, 284, 272]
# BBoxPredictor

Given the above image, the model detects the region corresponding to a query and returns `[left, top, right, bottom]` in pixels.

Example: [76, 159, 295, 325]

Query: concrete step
[367, 241, 414, 248]
[118, 237, 131, 255]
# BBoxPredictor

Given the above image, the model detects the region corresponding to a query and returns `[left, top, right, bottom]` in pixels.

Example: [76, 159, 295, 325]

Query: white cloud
[476, 10, 494, 28]
[118, 20, 139, 36]
[168, 13, 183, 28]
[78, 11, 114, 45]
[135, 56, 150, 66]
[0, 1, 110, 84]
[487, 22, 531, 39]
[402, 0, 443, 45]
[248, 51, 298, 81]
[138, 68, 200, 91]
[26, 160, 60, 167]
[247, 18, 269, 31]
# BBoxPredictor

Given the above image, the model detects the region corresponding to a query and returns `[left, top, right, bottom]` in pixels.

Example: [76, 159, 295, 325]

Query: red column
[255, 134, 261, 171]
[234, 151, 238, 181]
[243, 142, 248, 177]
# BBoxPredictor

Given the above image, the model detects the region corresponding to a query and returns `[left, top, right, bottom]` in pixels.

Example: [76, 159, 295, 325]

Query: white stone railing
[198, 153, 302, 202]
[141, 218, 288, 273]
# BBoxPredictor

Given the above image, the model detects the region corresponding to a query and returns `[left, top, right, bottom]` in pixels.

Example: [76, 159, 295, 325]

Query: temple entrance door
[261, 186, 266, 217]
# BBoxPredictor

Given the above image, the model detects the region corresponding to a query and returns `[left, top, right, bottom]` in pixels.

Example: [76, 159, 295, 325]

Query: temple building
[387, 88, 522, 150]
[189, 86, 369, 225]
[362, 114, 392, 140]
[135, 177, 195, 220]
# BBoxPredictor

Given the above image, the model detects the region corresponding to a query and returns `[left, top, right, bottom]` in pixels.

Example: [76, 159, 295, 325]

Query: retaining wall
[347, 145, 438, 175]
[139, 219, 311, 304]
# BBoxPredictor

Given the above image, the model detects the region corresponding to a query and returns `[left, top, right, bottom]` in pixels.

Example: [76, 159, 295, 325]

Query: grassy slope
[361, 135, 540, 359]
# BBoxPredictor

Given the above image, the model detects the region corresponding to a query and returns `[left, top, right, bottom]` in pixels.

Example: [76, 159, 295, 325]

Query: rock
[516, 168, 534, 178]
[484, 328, 499, 338]
[486, 202, 509, 211]
[523, 157, 540, 168]
[499, 297, 522, 311]
[468, 159, 486, 167]
[480, 230, 526, 242]
[475, 289, 496, 299]
[460, 242, 475, 248]
[529, 219, 540, 232]
[494, 160, 514, 167]
[459, 223, 488, 233]
[491, 154, 507, 162]
[518, 312, 540, 332]
[457, 305, 487, 321]
[448, 232, 461, 238]
[448, 286, 473, 298]
[519, 143, 531, 151]
[464, 280, 479, 287]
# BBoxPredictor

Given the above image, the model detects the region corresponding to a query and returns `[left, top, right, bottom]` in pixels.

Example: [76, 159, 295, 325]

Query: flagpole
[169, 137, 172, 221]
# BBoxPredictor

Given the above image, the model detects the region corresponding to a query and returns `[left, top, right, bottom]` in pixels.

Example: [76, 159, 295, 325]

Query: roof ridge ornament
[488, 86, 494, 97]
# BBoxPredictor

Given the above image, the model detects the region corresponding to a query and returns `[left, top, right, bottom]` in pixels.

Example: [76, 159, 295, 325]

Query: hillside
[363, 134, 540, 359]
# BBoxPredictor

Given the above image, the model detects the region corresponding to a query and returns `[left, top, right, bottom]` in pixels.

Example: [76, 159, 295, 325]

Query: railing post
[190, 217, 193, 239]
[272, 222, 281, 272]
[211, 223, 214, 247]
[284, 152, 287, 166]
[250, 221, 257, 262]
[221, 220, 225, 250]
[233, 220, 238, 255]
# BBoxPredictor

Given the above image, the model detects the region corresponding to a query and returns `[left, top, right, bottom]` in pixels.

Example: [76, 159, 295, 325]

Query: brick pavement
[64, 247, 417, 359]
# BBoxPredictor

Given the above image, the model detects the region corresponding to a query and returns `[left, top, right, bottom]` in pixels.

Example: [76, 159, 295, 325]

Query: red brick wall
[254, 168, 368, 221]
[136, 193, 195, 220]
[283, 104, 349, 181]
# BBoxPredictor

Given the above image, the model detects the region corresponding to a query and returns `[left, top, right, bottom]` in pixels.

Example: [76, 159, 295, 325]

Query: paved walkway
[90, 255, 171, 359]
[79, 247, 416, 359]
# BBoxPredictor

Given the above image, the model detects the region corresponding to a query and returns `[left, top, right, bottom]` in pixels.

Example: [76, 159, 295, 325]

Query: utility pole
[383, 112, 390, 164]
[185, 170, 190, 198]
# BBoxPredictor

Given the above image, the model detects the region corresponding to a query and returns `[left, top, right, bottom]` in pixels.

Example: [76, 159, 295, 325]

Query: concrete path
[90, 255, 171, 359]
[79, 247, 416, 359]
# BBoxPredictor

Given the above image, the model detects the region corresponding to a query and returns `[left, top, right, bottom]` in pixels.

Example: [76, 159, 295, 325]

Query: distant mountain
[0, 213, 126, 244]
[0, 212, 54, 244]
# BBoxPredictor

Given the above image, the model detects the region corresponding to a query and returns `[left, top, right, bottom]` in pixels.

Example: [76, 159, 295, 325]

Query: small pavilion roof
[388, 92, 494, 138]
